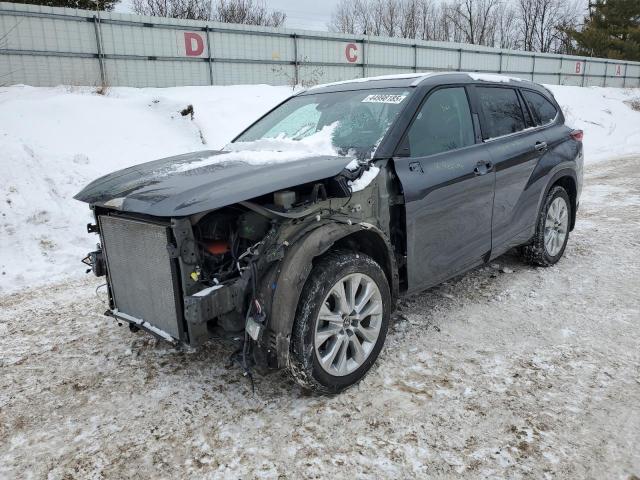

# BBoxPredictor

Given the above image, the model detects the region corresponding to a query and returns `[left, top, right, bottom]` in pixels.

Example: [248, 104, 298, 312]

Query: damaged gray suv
[76, 72, 583, 393]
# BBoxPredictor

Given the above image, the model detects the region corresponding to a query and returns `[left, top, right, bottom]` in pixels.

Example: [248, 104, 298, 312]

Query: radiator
[99, 215, 183, 340]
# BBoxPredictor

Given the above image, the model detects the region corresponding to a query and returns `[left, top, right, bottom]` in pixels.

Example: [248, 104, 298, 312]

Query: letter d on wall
[184, 32, 204, 56]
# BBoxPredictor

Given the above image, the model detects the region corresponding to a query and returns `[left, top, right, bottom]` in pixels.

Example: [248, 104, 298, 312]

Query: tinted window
[406, 87, 475, 157]
[477, 87, 526, 139]
[522, 90, 558, 125]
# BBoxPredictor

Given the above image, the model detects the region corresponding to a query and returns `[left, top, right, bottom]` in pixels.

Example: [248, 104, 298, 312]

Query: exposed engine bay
[84, 161, 403, 370]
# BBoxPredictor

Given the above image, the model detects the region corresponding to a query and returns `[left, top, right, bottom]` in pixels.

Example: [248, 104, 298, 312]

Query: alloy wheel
[313, 273, 383, 376]
[544, 196, 569, 257]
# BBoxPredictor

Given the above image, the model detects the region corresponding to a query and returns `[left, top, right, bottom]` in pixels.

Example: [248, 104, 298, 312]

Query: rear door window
[405, 87, 475, 157]
[477, 87, 526, 139]
[522, 90, 558, 125]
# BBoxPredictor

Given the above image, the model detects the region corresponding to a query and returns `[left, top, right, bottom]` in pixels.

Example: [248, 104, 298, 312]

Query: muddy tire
[521, 186, 571, 267]
[289, 251, 391, 394]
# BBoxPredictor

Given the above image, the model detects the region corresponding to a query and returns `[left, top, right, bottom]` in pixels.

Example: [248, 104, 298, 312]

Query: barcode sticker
[362, 94, 407, 104]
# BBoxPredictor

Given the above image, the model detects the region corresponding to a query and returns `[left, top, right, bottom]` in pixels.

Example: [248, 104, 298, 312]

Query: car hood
[74, 150, 354, 217]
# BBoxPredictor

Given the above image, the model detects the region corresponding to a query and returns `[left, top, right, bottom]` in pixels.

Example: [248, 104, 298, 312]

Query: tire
[521, 185, 571, 267]
[289, 250, 391, 394]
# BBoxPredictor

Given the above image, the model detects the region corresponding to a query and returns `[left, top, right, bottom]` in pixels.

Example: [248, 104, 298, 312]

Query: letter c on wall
[345, 43, 358, 63]
[184, 32, 204, 57]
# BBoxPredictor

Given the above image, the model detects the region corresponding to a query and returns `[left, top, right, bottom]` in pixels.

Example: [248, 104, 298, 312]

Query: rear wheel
[521, 186, 571, 266]
[290, 251, 391, 394]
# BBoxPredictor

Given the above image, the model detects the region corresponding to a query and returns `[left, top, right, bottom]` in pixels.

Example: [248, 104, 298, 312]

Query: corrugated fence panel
[212, 31, 292, 62]
[606, 76, 625, 88]
[101, 22, 186, 58]
[461, 51, 500, 72]
[0, 53, 100, 85]
[368, 43, 413, 68]
[310, 65, 361, 85]
[502, 54, 533, 75]
[1, 1, 640, 89]
[627, 65, 640, 87]
[560, 74, 583, 86]
[1, 9, 95, 53]
[212, 62, 280, 85]
[535, 56, 562, 74]
[106, 58, 209, 87]
[418, 48, 459, 71]
[366, 66, 405, 77]
[298, 36, 359, 65]
[533, 73, 558, 84]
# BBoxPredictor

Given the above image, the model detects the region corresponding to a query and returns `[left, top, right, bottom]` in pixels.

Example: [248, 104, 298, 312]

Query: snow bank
[545, 84, 640, 162]
[1, 83, 639, 294]
[0, 84, 291, 294]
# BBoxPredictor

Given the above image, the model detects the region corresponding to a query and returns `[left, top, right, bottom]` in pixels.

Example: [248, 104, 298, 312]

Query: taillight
[570, 129, 583, 142]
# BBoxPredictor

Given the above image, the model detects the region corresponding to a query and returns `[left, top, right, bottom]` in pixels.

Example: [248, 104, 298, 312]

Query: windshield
[233, 88, 412, 159]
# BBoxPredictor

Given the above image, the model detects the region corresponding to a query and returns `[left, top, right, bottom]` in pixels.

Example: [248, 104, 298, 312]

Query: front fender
[266, 221, 397, 368]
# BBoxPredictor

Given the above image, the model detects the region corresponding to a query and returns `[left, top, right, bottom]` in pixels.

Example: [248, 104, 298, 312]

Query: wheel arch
[267, 222, 398, 368]
[546, 171, 578, 231]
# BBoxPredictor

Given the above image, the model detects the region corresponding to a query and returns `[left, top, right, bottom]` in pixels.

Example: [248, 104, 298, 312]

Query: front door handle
[409, 161, 424, 174]
[474, 160, 493, 176]
[535, 141, 548, 152]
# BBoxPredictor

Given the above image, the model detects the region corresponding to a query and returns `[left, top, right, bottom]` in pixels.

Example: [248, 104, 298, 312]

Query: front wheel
[521, 185, 571, 266]
[289, 251, 391, 394]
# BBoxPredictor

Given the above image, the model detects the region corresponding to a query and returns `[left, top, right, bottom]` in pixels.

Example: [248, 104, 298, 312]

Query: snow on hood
[166, 123, 340, 174]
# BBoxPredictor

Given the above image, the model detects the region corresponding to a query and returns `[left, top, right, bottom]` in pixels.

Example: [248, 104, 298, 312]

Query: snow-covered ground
[1, 80, 640, 477]
[1, 83, 640, 294]
[1, 155, 639, 478]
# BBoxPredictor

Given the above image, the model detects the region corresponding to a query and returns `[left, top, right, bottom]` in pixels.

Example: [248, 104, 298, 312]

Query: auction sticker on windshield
[362, 94, 407, 104]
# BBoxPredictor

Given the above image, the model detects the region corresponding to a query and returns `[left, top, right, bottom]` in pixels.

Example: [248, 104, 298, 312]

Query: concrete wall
[1, 1, 639, 88]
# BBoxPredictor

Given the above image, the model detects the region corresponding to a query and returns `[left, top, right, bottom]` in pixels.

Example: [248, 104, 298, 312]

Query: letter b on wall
[184, 32, 205, 56]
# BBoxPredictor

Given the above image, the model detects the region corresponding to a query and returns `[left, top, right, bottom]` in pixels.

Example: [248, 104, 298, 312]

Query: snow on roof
[465, 72, 526, 83]
[308, 71, 533, 92]
[309, 72, 435, 90]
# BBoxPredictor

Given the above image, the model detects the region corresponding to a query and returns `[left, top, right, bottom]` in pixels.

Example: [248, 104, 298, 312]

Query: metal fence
[1, 1, 640, 89]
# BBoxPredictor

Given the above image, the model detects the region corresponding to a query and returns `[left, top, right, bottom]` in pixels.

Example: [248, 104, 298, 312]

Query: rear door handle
[535, 141, 548, 152]
[474, 160, 493, 176]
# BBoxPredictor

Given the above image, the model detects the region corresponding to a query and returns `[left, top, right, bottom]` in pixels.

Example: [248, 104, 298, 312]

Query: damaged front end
[82, 159, 399, 369]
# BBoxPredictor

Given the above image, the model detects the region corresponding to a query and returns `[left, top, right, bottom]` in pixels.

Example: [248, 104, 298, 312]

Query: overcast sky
[115, 0, 340, 31]
[266, 0, 340, 31]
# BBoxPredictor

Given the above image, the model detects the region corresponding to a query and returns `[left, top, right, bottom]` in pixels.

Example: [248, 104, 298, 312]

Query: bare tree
[132, 0, 286, 25]
[446, 0, 500, 45]
[214, 0, 286, 27]
[515, 0, 582, 53]
[330, 0, 357, 33]
[496, 3, 519, 49]
[132, 0, 209, 20]
[328, 0, 582, 53]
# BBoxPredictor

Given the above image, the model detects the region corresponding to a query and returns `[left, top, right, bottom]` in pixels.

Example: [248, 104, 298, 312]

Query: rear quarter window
[522, 90, 558, 125]
[477, 87, 526, 139]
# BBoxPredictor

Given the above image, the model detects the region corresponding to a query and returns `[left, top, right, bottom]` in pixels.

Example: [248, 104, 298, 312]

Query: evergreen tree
[10, 0, 119, 11]
[569, 0, 640, 60]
